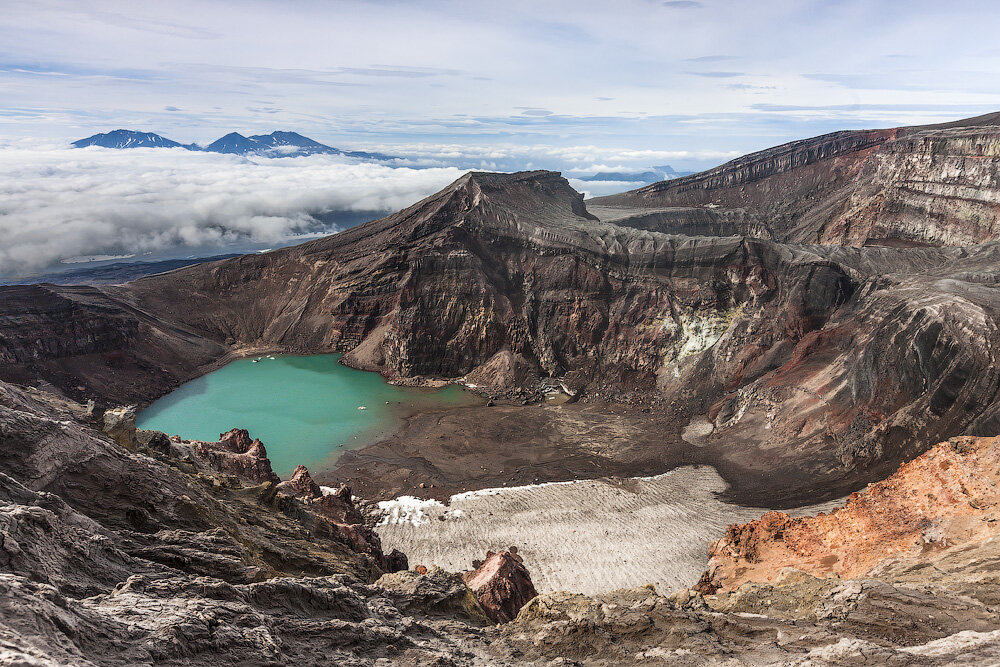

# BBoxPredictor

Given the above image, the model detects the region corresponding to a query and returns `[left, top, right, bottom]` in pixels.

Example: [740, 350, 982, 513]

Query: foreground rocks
[6, 379, 1000, 664]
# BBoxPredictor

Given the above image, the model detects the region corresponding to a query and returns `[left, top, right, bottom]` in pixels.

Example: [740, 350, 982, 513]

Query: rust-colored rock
[273, 463, 404, 572]
[195, 428, 280, 485]
[275, 464, 363, 525]
[462, 550, 537, 623]
[698, 436, 1000, 593]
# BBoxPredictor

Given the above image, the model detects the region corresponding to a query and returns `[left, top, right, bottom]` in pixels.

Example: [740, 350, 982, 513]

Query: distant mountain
[72, 130, 188, 150]
[72, 129, 396, 160]
[203, 132, 262, 155]
[578, 165, 693, 183]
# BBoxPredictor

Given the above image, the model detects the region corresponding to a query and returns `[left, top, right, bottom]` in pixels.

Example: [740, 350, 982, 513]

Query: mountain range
[578, 165, 693, 183]
[72, 128, 396, 160]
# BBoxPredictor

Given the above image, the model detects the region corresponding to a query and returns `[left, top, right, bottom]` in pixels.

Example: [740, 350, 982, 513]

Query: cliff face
[0, 285, 138, 363]
[0, 283, 226, 404]
[594, 112, 1000, 247]
[118, 171, 855, 395]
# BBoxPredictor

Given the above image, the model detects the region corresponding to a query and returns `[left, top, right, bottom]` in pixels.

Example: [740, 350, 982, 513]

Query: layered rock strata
[595, 111, 1000, 247]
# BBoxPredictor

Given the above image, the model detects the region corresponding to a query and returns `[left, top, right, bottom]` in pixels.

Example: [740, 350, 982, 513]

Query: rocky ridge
[594, 111, 1000, 247]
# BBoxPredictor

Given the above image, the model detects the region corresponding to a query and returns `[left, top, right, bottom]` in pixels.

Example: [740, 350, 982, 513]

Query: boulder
[462, 550, 538, 623]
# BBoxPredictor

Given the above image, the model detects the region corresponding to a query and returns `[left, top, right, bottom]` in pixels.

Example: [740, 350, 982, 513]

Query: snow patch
[377, 495, 446, 526]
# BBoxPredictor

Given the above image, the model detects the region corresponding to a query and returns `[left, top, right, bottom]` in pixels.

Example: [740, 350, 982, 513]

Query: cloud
[377, 141, 740, 173]
[661, 1, 703, 8]
[518, 108, 554, 116]
[0, 146, 463, 276]
[685, 71, 744, 78]
[684, 55, 737, 62]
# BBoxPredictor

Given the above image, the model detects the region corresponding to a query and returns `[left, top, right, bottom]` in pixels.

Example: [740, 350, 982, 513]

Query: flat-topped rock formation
[594, 111, 1000, 247]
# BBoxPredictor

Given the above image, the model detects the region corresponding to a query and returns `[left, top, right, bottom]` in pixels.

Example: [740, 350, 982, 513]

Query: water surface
[137, 353, 473, 477]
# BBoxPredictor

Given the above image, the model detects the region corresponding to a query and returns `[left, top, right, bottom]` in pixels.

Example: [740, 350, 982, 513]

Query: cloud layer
[0, 146, 463, 277]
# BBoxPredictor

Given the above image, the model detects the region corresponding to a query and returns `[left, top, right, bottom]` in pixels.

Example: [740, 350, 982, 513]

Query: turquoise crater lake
[137, 353, 474, 477]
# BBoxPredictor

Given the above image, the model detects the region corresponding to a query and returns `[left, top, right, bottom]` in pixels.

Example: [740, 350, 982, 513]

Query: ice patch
[377, 495, 446, 526]
[450, 478, 580, 502]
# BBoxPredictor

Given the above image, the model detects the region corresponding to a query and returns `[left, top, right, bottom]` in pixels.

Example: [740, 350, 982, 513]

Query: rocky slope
[697, 434, 1000, 594]
[7, 377, 1000, 665]
[594, 111, 1000, 247]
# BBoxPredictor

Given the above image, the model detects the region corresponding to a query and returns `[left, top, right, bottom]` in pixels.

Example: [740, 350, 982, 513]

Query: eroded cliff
[594, 111, 1000, 247]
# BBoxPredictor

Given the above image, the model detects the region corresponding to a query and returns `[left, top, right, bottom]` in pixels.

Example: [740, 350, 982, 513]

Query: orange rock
[698, 436, 1000, 593]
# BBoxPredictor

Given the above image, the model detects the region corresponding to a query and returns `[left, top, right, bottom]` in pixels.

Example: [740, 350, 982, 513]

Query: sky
[4, 0, 1000, 162]
[2, 0, 999, 276]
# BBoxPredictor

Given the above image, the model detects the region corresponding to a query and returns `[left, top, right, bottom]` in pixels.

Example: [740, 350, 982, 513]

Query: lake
[137, 353, 475, 477]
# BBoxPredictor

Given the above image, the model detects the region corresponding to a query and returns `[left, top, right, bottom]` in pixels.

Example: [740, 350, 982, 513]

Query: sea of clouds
[0, 145, 464, 277]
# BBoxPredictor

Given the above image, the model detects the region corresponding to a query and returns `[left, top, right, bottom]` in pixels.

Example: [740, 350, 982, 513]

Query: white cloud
[382, 142, 740, 172]
[0, 146, 464, 276]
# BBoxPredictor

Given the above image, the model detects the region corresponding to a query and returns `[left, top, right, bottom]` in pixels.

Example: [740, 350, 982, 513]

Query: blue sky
[3, 0, 1000, 171]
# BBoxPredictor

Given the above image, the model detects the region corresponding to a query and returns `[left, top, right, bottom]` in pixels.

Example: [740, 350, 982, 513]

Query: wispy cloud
[686, 71, 744, 78]
[685, 55, 738, 62]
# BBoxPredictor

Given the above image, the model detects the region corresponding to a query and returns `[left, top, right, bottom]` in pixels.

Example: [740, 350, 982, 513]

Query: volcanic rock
[194, 428, 281, 485]
[594, 111, 1000, 247]
[462, 550, 538, 623]
[698, 435, 1000, 594]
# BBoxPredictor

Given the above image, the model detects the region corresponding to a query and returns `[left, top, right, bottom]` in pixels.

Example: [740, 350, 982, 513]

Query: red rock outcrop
[462, 550, 538, 623]
[697, 435, 1000, 593]
[275, 464, 363, 525]
[274, 463, 406, 573]
[195, 428, 281, 485]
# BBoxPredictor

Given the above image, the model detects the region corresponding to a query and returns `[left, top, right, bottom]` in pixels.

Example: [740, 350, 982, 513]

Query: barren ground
[374, 466, 842, 595]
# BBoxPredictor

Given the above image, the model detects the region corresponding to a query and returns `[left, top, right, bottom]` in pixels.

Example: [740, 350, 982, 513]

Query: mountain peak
[203, 132, 258, 155]
[72, 129, 182, 149]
